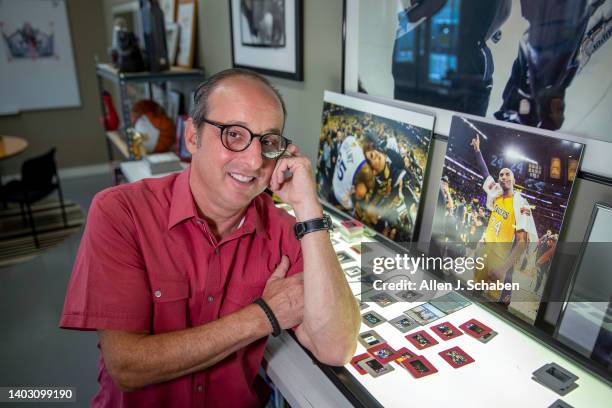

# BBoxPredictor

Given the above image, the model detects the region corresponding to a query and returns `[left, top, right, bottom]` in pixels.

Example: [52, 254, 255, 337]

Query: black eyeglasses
[203, 118, 291, 159]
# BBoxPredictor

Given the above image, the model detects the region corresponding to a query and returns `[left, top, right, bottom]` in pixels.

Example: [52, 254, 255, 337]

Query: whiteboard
[0, 0, 80, 114]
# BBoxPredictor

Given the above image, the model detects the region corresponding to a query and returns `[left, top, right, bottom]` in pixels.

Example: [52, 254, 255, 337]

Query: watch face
[295, 215, 333, 240]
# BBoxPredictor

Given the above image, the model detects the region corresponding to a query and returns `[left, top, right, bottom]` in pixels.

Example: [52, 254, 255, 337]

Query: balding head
[190, 68, 286, 134]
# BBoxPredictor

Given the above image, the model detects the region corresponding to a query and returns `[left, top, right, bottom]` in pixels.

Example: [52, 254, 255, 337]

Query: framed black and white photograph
[230, 0, 303, 80]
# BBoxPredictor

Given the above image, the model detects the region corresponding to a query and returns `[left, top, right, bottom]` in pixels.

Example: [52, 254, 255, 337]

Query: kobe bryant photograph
[431, 115, 584, 323]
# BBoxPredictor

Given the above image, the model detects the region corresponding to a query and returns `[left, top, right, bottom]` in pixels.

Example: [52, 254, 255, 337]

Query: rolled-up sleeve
[59, 190, 152, 332]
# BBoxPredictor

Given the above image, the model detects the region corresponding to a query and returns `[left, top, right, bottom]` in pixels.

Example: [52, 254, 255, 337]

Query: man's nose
[242, 138, 264, 170]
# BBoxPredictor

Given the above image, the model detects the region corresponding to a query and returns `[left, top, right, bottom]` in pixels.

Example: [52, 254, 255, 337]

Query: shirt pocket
[219, 282, 265, 318]
[151, 280, 190, 333]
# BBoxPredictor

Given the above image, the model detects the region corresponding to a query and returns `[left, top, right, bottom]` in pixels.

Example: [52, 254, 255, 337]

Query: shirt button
[154, 290, 162, 298]
[207, 295, 214, 303]
[196, 384, 203, 392]
[214, 248, 219, 254]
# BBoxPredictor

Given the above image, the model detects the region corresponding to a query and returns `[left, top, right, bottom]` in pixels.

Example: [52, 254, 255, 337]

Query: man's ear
[185, 118, 199, 154]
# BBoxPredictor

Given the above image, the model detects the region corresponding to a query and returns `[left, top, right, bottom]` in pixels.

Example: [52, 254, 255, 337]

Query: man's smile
[228, 172, 256, 184]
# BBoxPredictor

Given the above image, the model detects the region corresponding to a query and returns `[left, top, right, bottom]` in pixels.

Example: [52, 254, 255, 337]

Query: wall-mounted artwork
[316, 91, 435, 242]
[343, 0, 612, 142]
[0, 0, 80, 114]
[230, 0, 303, 80]
[430, 115, 584, 324]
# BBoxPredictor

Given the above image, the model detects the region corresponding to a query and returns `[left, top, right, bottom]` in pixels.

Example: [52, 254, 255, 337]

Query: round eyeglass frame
[203, 118, 291, 159]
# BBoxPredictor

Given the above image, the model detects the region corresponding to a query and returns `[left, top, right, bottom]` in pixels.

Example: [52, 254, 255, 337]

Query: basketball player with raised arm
[471, 134, 538, 304]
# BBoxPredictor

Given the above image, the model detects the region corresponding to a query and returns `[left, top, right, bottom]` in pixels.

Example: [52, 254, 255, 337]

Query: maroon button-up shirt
[60, 168, 303, 407]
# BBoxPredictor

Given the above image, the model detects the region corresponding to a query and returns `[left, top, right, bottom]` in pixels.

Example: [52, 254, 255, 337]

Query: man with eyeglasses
[60, 68, 360, 407]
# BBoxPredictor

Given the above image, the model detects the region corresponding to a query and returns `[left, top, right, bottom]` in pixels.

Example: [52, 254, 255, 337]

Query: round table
[0, 136, 29, 160]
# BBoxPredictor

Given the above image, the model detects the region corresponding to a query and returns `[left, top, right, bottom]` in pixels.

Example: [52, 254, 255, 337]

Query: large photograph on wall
[430, 115, 584, 323]
[343, 0, 612, 142]
[316, 91, 435, 242]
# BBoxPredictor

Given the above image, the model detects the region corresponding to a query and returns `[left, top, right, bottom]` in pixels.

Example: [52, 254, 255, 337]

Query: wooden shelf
[105, 130, 129, 159]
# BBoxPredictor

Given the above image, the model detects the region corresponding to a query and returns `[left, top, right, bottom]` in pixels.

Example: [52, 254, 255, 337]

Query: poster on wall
[0, 0, 80, 114]
[229, 0, 303, 80]
[343, 0, 612, 142]
[430, 115, 584, 323]
[316, 91, 435, 242]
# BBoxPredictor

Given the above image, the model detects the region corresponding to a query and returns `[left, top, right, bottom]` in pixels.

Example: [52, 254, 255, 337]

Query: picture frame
[554, 202, 612, 382]
[176, 0, 196, 68]
[165, 22, 180, 66]
[229, 0, 303, 81]
[315, 91, 435, 242]
[430, 115, 584, 325]
[159, 0, 177, 22]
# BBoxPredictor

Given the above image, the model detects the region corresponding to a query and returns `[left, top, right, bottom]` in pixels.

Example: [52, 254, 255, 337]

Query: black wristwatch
[293, 214, 333, 240]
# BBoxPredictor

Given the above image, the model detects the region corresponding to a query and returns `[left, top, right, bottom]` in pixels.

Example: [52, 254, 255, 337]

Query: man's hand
[269, 145, 322, 221]
[471, 134, 480, 152]
[261, 256, 304, 330]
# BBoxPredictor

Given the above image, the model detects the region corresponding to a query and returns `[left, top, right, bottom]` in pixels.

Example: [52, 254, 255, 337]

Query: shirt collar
[168, 166, 269, 239]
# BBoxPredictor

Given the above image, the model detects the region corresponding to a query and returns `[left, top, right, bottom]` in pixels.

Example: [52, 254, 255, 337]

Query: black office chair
[0, 148, 67, 248]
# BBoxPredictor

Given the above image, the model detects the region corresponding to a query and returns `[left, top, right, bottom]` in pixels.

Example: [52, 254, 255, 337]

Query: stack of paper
[144, 152, 183, 174]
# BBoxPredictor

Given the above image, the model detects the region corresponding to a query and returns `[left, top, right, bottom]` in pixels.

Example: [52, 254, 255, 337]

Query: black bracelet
[253, 298, 281, 337]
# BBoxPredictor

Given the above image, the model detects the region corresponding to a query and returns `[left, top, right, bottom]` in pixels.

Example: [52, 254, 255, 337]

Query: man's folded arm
[295, 229, 361, 367]
[98, 304, 271, 392]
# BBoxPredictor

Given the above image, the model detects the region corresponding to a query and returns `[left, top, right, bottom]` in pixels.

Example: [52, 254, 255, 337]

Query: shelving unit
[95, 62, 203, 182]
